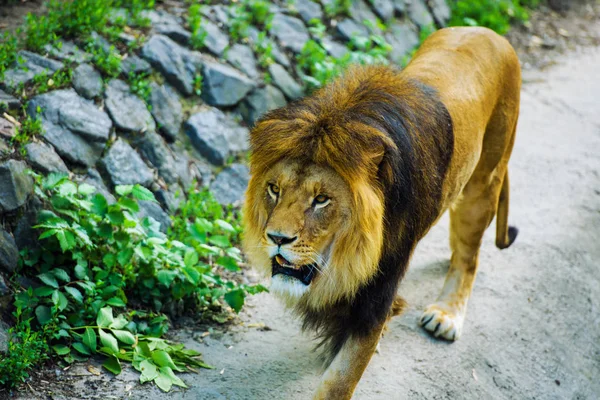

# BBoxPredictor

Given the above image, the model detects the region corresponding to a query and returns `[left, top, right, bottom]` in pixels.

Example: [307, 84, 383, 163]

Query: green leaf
[151, 350, 177, 369]
[217, 256, 240, 272]
[64, 286, 83, 303]
[115, 185, 133, 196]
[83, 327, 97, 353]
[154, 370, 172, 392]
[57, 290, 69, 311]
[224, 289, 246, 313]
[156, 270, 177, 288]
[99, 329, 119, 354]
[38, 272, 59, 288]
[103, 354, 122, 375]
[107, 210, 124, 225]
[118, 197, 140, 212]
[92, 194, 108, 216]
[159, 366, 187, 388]
[110, 314, 129, 330]
[51, 268, 70, 282]
[139, 359, 158, 383]
[97, 307, 114, 328]
[73, 342, 91, 355]
[117, 248, 133, 266]
[194, 218, 213, 233]
[74, 264, 88, 280]
[131, 185, 155, 201]
[106, 297, 126, 307]
[36, 305, 52, 325]
[78, 183, 96, 196]
[208, 235, 230, 248]
[184, 249, 199, 268]
[112, 330, 136, 345]
[215, 219, 235, 233]
[34, 286, 56, 296]
[53, 344, 70, 355]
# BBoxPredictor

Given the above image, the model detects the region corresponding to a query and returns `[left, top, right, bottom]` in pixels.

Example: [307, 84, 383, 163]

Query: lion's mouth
[271, 254, 317, 286]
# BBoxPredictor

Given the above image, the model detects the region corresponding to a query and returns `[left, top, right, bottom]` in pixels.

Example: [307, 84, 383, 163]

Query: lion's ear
[373, 137, 396, 186]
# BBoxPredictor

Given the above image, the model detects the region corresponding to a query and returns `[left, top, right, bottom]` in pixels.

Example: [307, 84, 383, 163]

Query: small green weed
[254, 32, 275, 68]
[228, 0, 273, 41]
[0, 307, 50, 388]
[11, 111, 43, 151]
[324, 0, 352, 17]
[87, 43, 122, 78]
[449, 0, 531, 35]
[188, 4, 208, 50]
[128, 71, 152, 103]
[194, 74, 203, 96]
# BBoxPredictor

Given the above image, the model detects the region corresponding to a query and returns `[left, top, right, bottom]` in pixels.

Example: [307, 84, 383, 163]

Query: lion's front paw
[420, 302, 464, 341]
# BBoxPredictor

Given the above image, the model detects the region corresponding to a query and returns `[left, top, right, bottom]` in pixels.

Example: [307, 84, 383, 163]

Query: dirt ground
[3, 3, 600, 400]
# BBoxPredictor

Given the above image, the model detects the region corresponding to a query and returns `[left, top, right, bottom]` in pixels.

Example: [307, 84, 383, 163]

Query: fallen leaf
[87, 365, 101, 376]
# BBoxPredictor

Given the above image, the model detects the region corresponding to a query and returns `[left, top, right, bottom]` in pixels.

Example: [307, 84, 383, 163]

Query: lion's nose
[267, 232, 297, 246]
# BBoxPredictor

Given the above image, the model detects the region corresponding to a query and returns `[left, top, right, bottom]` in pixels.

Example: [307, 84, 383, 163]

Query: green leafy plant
[9, 173, 265, 390]
[324, 0, 352, 17]
[24, 68, 73, 98]
[11, 111, 43, 152]
[449, 0, 530, 35]
[128, 71, 152, 103]
[254, 32, 275, 68]
[0, 306, 50, 388]
[193, 74, 203, 96]
[0, 32, 19, 81]
[87, 43, 122, 78]
[188, 4, 208, 50]
[228, 0, 273, 41]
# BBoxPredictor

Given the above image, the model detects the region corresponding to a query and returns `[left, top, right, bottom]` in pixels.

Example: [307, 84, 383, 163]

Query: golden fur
[243, 27, 521, 399]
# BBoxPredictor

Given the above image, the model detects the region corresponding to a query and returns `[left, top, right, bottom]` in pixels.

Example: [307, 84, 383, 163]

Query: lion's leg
[420, 170, 505, 341]
[313, 322, 385, 400]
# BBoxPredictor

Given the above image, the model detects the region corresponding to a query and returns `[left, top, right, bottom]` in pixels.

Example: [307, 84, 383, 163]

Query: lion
[242, 26, 521, 399]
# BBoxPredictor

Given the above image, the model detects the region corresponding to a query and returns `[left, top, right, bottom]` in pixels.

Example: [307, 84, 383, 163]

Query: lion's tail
[495, 171, 518, 249]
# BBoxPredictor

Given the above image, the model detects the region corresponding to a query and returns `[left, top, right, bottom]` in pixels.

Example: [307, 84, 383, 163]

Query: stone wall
[0, 0, 451, 343]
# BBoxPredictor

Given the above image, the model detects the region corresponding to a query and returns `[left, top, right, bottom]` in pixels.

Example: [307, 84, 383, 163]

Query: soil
[1, 2, 600, 400]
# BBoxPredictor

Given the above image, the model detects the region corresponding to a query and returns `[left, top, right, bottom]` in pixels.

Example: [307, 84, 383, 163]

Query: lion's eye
[313, 194, 330, 208]
[267, 183, 280, 199]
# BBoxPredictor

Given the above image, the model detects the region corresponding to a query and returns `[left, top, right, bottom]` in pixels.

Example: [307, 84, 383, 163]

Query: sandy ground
[14, 44, 600, 400]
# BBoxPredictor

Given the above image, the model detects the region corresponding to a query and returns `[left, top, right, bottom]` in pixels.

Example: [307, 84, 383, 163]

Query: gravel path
[16, 46, 600, 400]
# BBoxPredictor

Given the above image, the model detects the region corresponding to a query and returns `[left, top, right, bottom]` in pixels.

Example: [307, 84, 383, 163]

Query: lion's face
[243, 158, 386, 309]
[244, 159, 353, 301]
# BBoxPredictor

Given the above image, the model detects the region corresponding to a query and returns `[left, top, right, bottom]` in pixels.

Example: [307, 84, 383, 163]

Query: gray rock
[146, 10, 191, 44]
[248, 26, 291, 67]
[171, 150, 196, 189]
[210, 164, 250, 206]
[0, 275, 10, 317]
[81, 169, 115, 204]
[118, 32, 137, 46]
[89, 31, 112, 54]
[201, 5, 230, 25]
[0, 89, 20, 111]
[13, 195, 42, 251]
[270, 13, 310, 54]
[322, 37, 350, 58]
[155, 183, 185, 212]
[202, 20, 229, 56]
[0, 160, 34, 213]
[27, 89, 112, 166]
[295, 0, 324, 24]
[0, 117, 15, 140]
[25, 141, 69, 174]
[407, 0, 435, 28]
[3, 50, 64, 90]
[0, 139, 8, 156]
[136, 131, 178, 184]
[0, 320, 8, 354]
[428, 0, 451, 27]
[239, 85, 287, 125]
[72, 64, 103, 99]
[393, 0, 406, 14]
[201, 60, 256, 107]
[121, 55, 152, 76]
[149, 82, 183, 141]
[226, 44, 259, 79]
[0, 229, 19, 273]
[350, 0, 383, 34]
[385, 20, 420, 64]
[371, 0, 395, 21]
[336, 18, 369, 41]
[105, 79, 156, 133]
[185, 107, 249, 165]
[142, 35, 202, 96]
[44, 41, 92, 63]
[138, 200, 171, 233]
[101, 138, 154, 187]
[268, 64, 303, 100]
